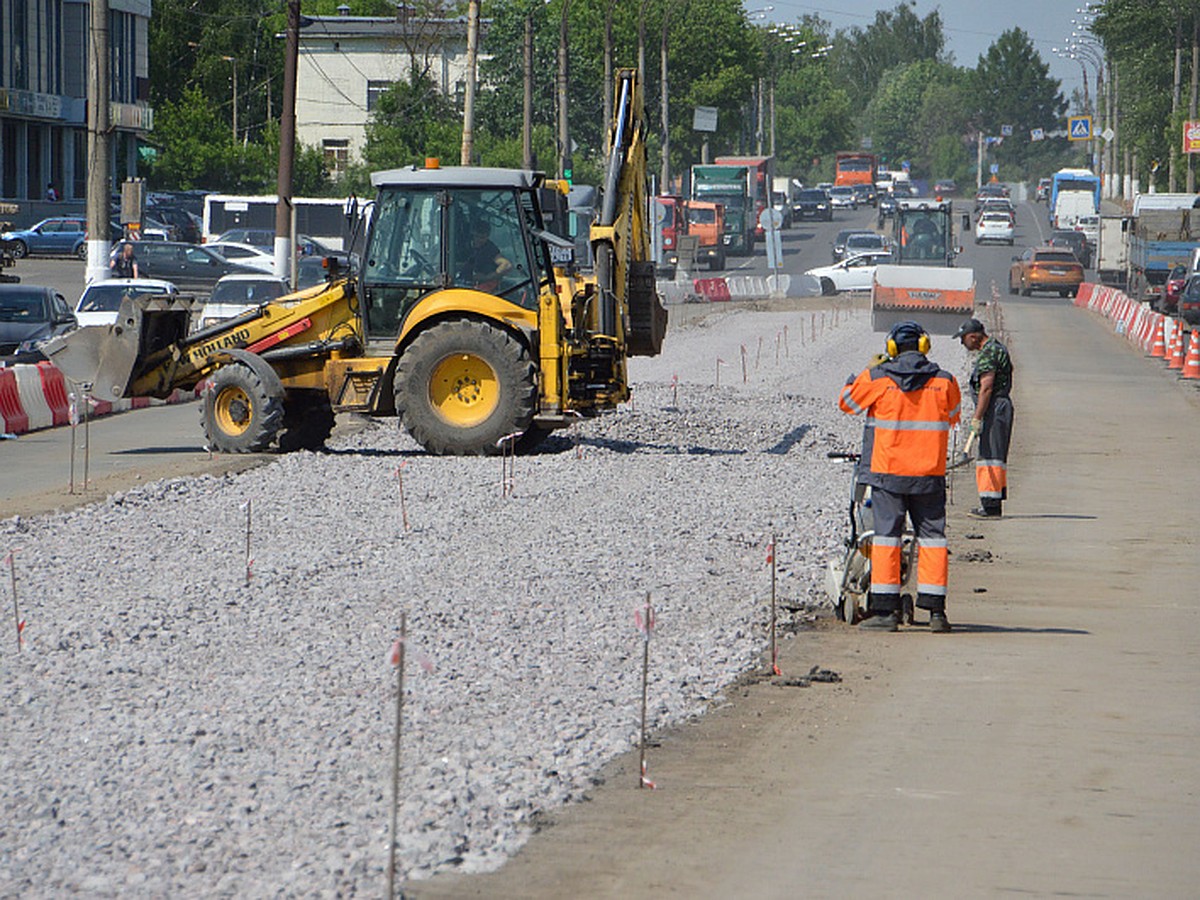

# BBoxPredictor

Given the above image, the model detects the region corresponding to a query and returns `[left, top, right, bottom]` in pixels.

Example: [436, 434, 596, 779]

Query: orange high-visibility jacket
[839, 352, 962, 493]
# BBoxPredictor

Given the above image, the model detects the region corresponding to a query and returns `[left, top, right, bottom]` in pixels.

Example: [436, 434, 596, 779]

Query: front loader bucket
[43, 295, 200, 400]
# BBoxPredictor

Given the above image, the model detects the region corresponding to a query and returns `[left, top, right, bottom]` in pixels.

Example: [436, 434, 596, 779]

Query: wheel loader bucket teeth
[42, 294, 200, 400]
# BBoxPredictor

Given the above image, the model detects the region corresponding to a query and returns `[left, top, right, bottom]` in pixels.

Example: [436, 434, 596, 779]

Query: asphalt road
[411, 202, 1200, 897]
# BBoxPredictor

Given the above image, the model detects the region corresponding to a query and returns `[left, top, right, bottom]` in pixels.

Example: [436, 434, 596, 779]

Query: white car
[74, 278, 179, 327]
[805, 250, 893, 295]
[828, 186, 859, 210]
[197, 273, 290, 330]
[975, 211, 1015, 245]
[203, 240, 277, 274]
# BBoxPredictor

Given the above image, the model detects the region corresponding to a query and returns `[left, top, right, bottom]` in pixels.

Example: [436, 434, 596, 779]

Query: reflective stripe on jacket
[838, 351, 962, 493]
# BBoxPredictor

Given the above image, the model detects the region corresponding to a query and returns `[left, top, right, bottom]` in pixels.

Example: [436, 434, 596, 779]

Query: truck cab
[684, 200, 726, 271]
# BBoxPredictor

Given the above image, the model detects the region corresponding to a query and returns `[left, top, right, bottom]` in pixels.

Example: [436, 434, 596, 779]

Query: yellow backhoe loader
[44, 70, 667, 455]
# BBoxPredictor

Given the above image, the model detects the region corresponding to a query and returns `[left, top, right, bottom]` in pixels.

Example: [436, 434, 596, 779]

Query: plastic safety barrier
[1074, 282, 1200, 383]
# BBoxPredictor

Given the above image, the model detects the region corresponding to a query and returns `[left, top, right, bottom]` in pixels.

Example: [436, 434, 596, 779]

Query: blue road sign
[1068, 115, 1093, 141]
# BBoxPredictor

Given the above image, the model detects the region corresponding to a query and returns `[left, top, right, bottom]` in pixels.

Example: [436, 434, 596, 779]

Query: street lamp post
[221, 56, 238, 144]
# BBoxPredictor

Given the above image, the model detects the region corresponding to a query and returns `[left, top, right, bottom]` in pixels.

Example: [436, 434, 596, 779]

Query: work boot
[929, 612, 952, 633]
[859, 612, 899, 632]
[967, 506, 1001, 519]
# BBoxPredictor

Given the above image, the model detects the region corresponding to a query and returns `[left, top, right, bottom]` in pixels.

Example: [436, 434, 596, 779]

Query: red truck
[715, 155, 774, 241]
[835, 152, 878, 189]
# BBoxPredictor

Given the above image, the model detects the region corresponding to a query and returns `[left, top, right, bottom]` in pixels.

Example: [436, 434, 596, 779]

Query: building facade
[296, 10, 477, 176]
[0, 0, 154, 205]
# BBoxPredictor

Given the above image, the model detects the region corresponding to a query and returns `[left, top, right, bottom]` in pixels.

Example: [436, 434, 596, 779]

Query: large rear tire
[395, 318, 536, 455]
[278, 391, 335, 452]
[202, 362, 285, 452]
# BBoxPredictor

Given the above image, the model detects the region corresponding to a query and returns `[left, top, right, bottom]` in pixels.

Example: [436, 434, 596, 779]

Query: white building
[296, 9, 483, 176]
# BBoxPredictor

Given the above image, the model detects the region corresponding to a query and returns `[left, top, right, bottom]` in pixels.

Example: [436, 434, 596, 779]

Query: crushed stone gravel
[0, 300, 972, 895]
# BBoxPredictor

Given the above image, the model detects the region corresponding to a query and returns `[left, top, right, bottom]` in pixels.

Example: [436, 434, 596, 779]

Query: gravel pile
[0, 301, 971, 896]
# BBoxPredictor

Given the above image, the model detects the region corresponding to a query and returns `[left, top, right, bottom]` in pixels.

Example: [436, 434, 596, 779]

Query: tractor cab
[891, 199, 957, 267]
[359, 166, 560, 347]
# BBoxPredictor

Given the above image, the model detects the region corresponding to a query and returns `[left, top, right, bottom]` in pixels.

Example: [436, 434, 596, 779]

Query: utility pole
[557, 0, 571, 179]
[85, 0, 111, 284]
[460, 0, 479, 165]
[523, 10, 533, 169]
[1170, 14, 1182, 192]
[222, 56, 238, 144]
[604, 0, 615, 156]
[1189, 16, 1198, 193]
[274, 0, 300, 285]
[660, 3, 671, 192]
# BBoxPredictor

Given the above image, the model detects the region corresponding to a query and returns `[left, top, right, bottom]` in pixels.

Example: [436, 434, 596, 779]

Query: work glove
[966, 419, 982, 441]
[867, 352, 890, 368]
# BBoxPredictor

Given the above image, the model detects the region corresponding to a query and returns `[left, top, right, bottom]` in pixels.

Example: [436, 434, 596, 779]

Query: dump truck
[1125, 193, 1200, 302]
[871, 197, 975, 334]
[44, 69, 667, 456]
[691, 164, 753, 255]
[714, 155, 774, 241]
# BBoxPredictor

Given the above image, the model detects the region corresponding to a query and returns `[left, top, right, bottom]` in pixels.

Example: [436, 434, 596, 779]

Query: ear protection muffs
[886, 321, 931, 357]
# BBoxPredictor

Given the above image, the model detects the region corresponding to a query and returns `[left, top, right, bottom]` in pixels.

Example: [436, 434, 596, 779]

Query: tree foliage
[142, 0, 1081, 194]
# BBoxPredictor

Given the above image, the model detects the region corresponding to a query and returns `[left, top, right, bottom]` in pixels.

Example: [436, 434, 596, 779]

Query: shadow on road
[945, 623, 1090, 635]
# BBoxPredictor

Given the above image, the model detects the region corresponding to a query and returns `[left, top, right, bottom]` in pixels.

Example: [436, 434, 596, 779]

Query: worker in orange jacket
[838, 321, 962, 632]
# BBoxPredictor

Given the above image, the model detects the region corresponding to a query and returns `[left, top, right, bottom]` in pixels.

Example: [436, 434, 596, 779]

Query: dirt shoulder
[411, 296, 1200, 897]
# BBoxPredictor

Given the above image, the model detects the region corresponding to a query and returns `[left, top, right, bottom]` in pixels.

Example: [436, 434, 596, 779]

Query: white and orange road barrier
[1182, 330, 1200, 380]
[0, 361, 193, 437]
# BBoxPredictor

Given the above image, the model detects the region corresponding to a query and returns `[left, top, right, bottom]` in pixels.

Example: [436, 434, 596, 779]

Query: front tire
[202, 362, 286, 453]
[395, 318, 536, 455]
[74, 243, 87, 261]
[820, 277, 836, 296]
[10, 240, 28, 259]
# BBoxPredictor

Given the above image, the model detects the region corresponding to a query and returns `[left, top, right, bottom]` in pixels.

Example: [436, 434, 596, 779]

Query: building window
[367, 80, 391, 112]
[323, 139, 350, 177]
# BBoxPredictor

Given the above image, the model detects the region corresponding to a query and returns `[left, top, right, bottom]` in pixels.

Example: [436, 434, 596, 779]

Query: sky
[755, 0, 1097, 106]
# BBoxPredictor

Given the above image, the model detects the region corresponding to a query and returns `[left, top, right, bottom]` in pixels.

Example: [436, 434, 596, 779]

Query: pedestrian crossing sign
[1068, 115, 1093, 141]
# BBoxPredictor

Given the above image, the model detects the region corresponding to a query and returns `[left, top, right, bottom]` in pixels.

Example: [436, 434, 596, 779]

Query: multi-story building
[0, 0, 154, 205]
[296, 8, 478, 177]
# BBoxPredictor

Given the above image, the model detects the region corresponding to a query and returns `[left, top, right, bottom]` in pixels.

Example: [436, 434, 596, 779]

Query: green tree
[972, 28, 1068, 180]
[830, 3, 945, 111]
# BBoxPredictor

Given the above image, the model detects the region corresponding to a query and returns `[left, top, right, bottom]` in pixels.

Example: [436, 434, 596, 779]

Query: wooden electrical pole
[274, 0, 300, 285]
[86, 0, 111, 283]
[557, 0, 571, 179]
[523, 10, 533, 169]
[461, 0, 479, 165]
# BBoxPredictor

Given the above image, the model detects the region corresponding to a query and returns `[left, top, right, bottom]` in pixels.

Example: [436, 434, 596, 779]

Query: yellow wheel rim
[213, 385, 253, 436]
[429, 353, 499, 427]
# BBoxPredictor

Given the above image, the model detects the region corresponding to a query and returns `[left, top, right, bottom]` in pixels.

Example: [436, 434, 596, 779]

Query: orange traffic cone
[1182, 330, 1200, 380]
[1149, 316, 1167, 358]
[1168, 323, 1186, 369]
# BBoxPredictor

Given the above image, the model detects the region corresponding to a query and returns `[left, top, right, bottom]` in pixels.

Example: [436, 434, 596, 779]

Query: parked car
[0, 218, 88, 260]
[1048, 229, 1092, 268]
[133, 241, 263, 293]
[1009, 247, 1084, 297]
[146, 205, 202, 243]
[74, 278, 179, 328]
[1035, 177, 1052, 202]
[204, 241, 277, 273]
[1159, 264, 1188, 314]
[805, 250, 894, 295]
[933, 179, 958, 196]
[975, 211, 1015, 245]
[793, 188, 833, 221]
[0, 284, 77, 363]
[828, 185, 859, 210]
[1178, 273, 1200, 324]
[213, 229, 338, 258]
[196, 274, 291, 330]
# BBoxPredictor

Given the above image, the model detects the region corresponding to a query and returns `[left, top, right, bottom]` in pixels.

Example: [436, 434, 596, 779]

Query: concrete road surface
[411, 216, 1200, 897]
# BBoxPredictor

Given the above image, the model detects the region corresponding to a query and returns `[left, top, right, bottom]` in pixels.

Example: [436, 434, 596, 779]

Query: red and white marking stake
[636, 594, 657, 789]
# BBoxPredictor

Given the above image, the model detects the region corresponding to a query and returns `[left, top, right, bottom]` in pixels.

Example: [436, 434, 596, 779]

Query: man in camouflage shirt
[954, 318, 1014, 518]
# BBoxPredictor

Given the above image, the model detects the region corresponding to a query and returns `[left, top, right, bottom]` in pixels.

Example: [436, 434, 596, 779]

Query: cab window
[447, 189, 536, 308]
